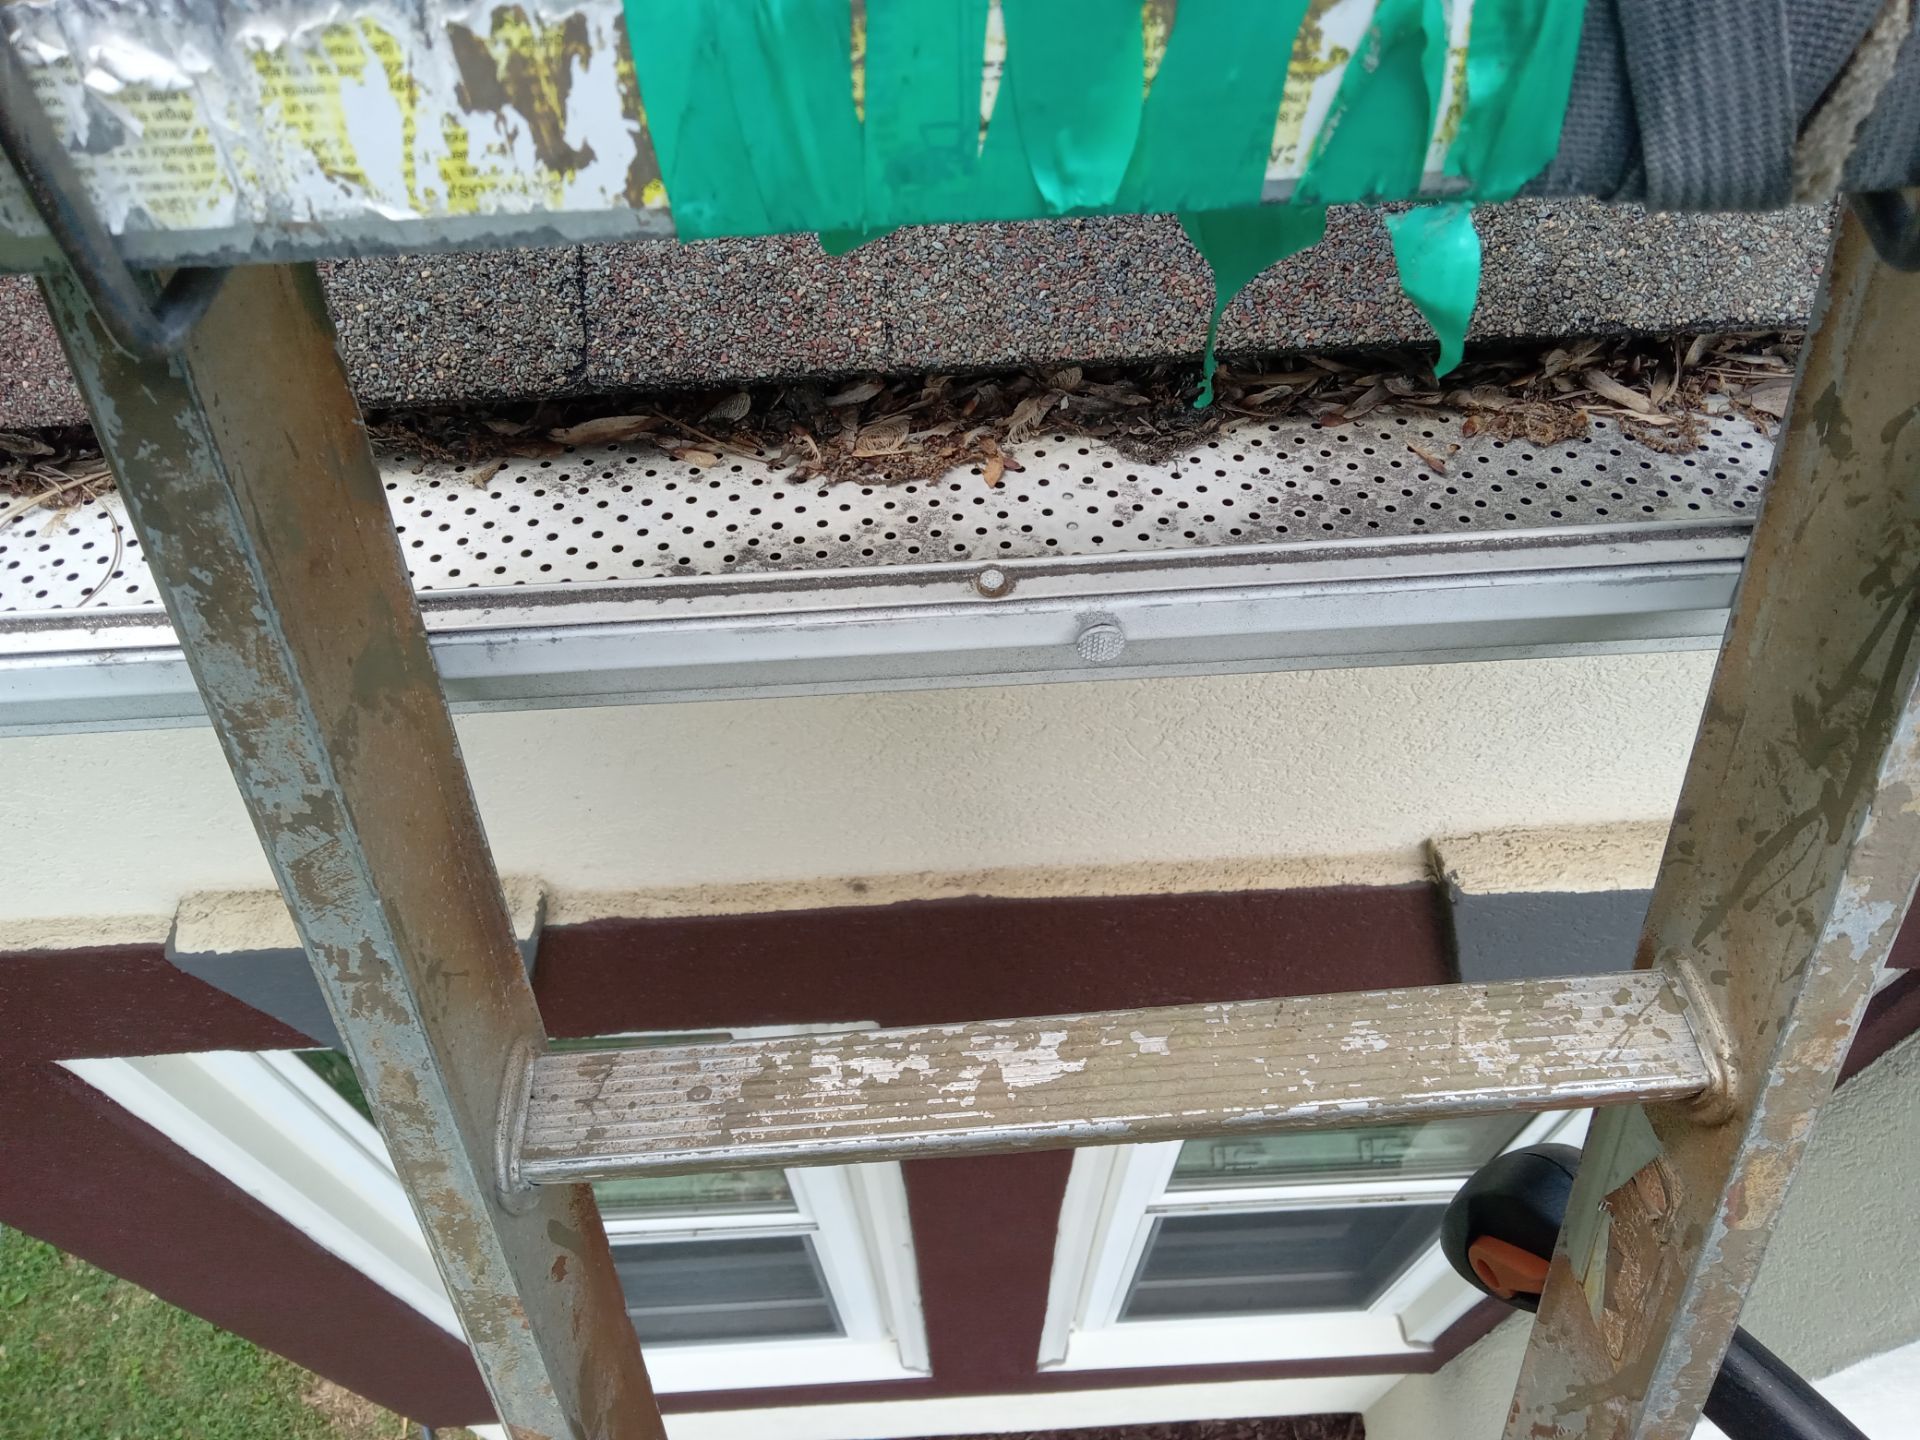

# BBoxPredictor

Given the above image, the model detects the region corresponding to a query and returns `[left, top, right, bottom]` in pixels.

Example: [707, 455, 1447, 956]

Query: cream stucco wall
[1737, 1028, 1920, 1380]
[1363, 1314, 1532, 1440]
[0, 652, 1715, 939]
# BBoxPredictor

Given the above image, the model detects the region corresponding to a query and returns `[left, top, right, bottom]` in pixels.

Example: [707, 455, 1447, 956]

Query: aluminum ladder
[31, 205, 1920, 1439]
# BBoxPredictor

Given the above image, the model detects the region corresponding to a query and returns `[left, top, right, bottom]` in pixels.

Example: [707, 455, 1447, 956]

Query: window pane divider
[1148, 1175, 1468, 1210]
[603, 1215, 820, 1241]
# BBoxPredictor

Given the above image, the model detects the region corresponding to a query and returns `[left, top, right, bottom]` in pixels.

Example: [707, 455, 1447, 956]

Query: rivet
[974, 566, 1012, 598]
[1076, 621, 1127, 664]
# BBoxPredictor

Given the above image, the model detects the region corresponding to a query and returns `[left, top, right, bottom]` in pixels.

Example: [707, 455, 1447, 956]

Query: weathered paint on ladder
[1507, 202, 1920, 1440]
[516, 971, 1715, 1181]
[38, 263, 666, 1440]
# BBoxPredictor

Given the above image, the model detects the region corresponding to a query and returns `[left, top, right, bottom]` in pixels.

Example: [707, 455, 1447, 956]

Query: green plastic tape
[621, 1, 1586, 396]
[816, 225, 892, 255]
[1450, 0, 1589, 199]
[722, 0, 865, 234]
[1119, 0, 1312, 214]
[1371, 0, 1585, 374]
[627, 0, 1587, 231]
[1386, 202, 1481, 377]
[999, 0, 1144, 212]
[863, 0, 1017, 230]
[1294, 0, 1448, 206]
[1179, 206, 1327, 407]
[631, 1, 869, 238]
[626, 2, 767, 238]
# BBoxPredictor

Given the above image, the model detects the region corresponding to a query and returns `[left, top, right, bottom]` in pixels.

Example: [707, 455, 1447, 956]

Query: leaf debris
[547, 414, 656, 445]
[4, 335, 1802, 507]
[358, 333, 1800, 483]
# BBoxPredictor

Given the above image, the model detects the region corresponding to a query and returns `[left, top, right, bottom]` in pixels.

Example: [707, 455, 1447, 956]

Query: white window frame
[598, 1160, 929, 1390]
[64, 1035, 929, 1394]
[1038, 1109, 1591, 1372]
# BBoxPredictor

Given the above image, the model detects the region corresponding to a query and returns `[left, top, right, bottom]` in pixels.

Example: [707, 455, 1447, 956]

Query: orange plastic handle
[1468, 1234, 1551, 1300]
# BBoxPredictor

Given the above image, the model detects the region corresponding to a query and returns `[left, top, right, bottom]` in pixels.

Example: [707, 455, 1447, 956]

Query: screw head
[974, 566, 1012, 598]
[1076, 621, 1127, 664]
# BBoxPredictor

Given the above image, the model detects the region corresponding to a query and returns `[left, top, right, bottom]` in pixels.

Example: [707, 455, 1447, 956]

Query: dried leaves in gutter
[1, 425, 107, 512]
[258, 332, 1814, 489]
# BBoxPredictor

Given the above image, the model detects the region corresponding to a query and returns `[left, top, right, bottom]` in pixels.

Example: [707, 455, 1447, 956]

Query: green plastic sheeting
[1178, 207, 1327, 408]
[621, 0, 1588, 393]
[1119, 0, 1312, 214]
[1450, 0, 1589, 200]
[999, 0, 1144, 212]
[1294, 0, 1448, 207]
[1386, 202, 1481, 377]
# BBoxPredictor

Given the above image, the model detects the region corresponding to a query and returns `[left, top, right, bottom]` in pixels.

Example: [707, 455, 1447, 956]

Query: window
[589, 1159, 930, 1389]
[531, 1026, 928, 1385]
[600, 1170, 836, 1343]
[79, 1035, 928, 1395]
[1039, 1110, 1589, 1371]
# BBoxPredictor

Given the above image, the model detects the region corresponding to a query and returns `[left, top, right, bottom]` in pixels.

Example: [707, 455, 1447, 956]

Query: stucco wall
[1737, 1027, 1920, 1379]
[1, 652, 1714, 938]
[1364, 1028, 1920, 1440]
[1362, 1315, 1532, 1440]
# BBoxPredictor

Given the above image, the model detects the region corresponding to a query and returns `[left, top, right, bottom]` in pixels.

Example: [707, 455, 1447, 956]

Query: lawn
[0, 1225, 468, 1439]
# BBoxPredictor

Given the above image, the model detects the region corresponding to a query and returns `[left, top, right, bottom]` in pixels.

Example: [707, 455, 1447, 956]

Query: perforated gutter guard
[0, 408, 1767, 734]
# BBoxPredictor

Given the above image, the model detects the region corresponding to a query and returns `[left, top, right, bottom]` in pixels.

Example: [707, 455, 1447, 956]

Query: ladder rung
[515, 971, 1713, 1183]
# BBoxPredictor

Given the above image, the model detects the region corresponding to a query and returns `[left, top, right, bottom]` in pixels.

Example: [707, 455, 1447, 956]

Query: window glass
[613, 1233, 842, 1344]
[592, 1169, 798, 1217]
[291, 1032, 917, 1362]
[299, 1050, 797, 1215]
[1166, 1114, 1525, 1189]
[295, 1050, 372, 1123]
[1120, 1203, 1448, 1319]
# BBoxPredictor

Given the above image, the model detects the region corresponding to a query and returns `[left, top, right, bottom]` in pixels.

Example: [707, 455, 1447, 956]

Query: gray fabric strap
[1618, 0, 1798, 210]
[1526, 0, 1917, 209]
[1526, 0, 1639, 200]
[1796, 0, 1914, 199]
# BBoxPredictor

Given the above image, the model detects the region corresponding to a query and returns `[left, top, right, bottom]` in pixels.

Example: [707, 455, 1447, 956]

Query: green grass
[0, 1225, 453, 1440]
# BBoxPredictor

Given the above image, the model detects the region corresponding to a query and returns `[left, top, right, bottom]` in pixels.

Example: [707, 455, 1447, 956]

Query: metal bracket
[494, 1038, 542, 1215]
[0, 35, 224, 356]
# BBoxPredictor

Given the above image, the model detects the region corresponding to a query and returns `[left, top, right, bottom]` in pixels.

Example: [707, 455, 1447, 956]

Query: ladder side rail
[1506, 204, 1920, 1439]
[39, 263, 666, 1440]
